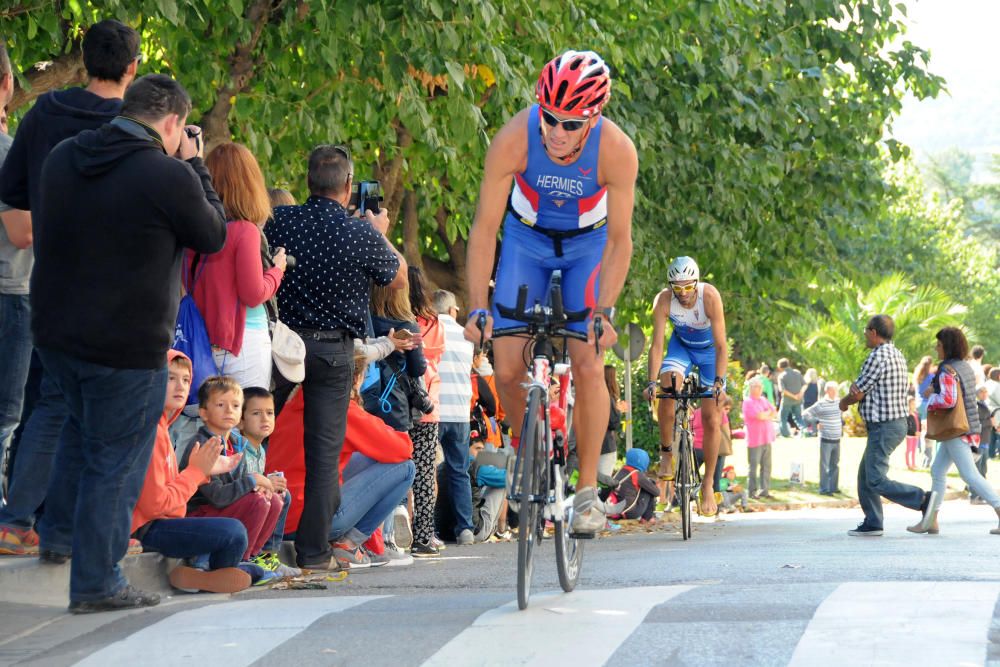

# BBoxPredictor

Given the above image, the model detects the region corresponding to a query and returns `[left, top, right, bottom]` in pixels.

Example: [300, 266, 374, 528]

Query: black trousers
[275, 336, 354, 567]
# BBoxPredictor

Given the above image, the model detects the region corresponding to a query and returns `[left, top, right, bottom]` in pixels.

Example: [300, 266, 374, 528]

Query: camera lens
[284, 254, 297, 270]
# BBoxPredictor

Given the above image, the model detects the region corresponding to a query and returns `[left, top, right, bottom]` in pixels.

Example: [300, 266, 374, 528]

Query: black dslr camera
[408, 380, 435, 415]
[349, 180, 384, 215]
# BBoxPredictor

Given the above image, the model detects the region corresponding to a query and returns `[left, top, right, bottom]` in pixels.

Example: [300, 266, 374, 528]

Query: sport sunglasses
[540, 107, 588, 132]
[670, 282, 698, 294]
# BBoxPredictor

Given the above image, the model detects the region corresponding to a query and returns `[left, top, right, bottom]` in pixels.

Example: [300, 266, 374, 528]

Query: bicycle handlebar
[479, 273, 603, 355]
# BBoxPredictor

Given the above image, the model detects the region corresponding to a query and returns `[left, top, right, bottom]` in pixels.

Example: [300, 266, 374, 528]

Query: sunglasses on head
[540, 107, 588, 132]
[670, 282, 698, 294]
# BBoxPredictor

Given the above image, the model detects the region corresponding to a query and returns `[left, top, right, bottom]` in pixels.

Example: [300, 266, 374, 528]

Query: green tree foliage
[788, 273, 967, 380]
[3, 0, 943, 361]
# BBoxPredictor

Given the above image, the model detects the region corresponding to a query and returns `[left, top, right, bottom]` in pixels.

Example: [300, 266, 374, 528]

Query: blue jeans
[439, 420, 474, 534]
[36, 348, 166, 603]
[0, 294, 32, 502]
[779, 401, 804, 437]
[931, 437, 1000, 508]
[329, 453, 414, 544]
[140, 517, 247, 570]
[264, 490, 291, 553]
[857, 418, 924, 529]
[0, 363, 68, 529]
[819, 438, 841, 494]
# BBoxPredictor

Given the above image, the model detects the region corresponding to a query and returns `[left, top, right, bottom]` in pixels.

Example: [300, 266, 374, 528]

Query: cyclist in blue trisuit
[463, 50, 638, 536]
[644, 256, 729, 516]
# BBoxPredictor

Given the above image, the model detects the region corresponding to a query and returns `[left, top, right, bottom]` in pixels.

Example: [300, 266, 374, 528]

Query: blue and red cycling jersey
[492, 105, 608, 332]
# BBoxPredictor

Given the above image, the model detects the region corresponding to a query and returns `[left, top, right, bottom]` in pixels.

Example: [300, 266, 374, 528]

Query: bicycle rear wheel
[554, 464, 583, 592]
[678, 432, 693, 540]
[516, 388, 547, 610]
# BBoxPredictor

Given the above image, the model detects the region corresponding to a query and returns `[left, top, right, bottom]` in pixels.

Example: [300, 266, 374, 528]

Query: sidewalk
[724, 434, 994, 511]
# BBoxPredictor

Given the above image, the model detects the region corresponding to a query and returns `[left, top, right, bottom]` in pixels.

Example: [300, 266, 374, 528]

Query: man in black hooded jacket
[31, 73, 226, 614]
[0, 19, 140, 556]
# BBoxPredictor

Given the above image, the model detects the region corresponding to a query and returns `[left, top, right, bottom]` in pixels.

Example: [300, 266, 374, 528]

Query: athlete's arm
[464, 112, 528, 342]
[593, 122, 638, 329]
[644, 289, 670, 398]
[704, 284, 729, 388]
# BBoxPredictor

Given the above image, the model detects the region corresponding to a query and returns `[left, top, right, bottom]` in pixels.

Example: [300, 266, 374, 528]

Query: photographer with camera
[28, 73, 227, 612]
[265, 144, 406, 571]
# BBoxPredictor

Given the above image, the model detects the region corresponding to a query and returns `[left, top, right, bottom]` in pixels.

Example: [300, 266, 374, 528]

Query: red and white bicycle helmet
[535, 50, 611, 118]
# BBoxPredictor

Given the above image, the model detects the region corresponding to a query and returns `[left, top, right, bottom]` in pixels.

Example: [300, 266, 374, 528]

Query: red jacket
[185, 220, 283, 356]
[131, 350, 209, 534]
[266, 391, 413, 533]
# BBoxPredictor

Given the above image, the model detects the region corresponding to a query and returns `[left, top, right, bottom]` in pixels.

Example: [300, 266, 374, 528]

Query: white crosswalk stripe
[74, 596, 384, 667]
[789, 582, 1000, 667]
[422, 586, 692, 667]
[58, 582, 1000, 666]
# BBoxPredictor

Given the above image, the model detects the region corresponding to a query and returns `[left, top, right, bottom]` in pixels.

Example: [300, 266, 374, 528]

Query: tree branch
[201, 0, 272, 150]
[8, 47, 86, 114]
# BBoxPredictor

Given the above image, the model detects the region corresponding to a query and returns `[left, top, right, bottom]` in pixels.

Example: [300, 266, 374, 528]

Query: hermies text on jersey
[536, 174, 585, 198]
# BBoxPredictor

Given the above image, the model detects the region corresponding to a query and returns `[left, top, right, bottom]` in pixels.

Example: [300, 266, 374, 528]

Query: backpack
[471, 402, 490, 443]
[172, 255, 218, 404]
[606, 468, 640, 519]
[906, 414, 918, 437]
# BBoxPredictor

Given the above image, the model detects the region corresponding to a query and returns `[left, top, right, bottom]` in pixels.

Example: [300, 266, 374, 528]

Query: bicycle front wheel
[554, 464, 583, 592]
[678, 432, 693, 540]
[516, 387, 547, 610]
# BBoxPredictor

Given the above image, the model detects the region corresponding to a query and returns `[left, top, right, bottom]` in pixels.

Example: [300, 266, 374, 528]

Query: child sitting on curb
[179, 376, 284, 582]
[719, 466, 752, 513]
[239, 387, 300, 577]
[607, 449, 661, 523]
[132, 351, 250, 594]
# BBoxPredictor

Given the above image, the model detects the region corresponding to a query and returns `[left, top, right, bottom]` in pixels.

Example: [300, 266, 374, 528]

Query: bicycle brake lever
[593, 316, 603, 357]
[476, 312, 488, 353]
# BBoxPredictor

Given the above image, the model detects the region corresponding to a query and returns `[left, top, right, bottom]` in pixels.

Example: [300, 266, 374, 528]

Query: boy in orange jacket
[131, 351, 250, 593]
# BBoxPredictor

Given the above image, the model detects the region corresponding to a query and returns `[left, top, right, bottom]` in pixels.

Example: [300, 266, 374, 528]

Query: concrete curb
[749, 490, 966, 513]
[0, 553, 174, 607]
[0, 542, 301, 608]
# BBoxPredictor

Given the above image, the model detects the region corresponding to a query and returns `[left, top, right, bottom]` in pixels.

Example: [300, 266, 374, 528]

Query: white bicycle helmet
[667, 256, 700, 283]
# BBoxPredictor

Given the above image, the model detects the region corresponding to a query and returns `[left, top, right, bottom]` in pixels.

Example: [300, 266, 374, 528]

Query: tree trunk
[401, 189, 423, 269]
[377, 123, 412, 232]
[9, 49, 86, 114]
[201, 0, 272, 151]
[434, 205, 468, 306]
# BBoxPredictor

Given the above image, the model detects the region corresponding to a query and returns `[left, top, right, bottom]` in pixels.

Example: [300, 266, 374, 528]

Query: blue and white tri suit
[492, 105, 608, 333]
[659, 283, 719, 388]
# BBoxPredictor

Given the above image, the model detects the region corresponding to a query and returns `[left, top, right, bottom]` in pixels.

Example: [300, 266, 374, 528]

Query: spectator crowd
[0, 22, 523, 613]
[3, 21, 1000, 616]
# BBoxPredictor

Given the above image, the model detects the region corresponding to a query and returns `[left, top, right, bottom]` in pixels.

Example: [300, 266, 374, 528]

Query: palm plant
[788, 274, 969, 381]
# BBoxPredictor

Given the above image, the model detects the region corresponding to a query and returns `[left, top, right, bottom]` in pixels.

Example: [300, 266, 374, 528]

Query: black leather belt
[295, 328, 351, 342]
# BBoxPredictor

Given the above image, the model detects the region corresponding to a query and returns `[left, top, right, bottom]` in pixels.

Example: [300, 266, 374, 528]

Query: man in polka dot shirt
[267, 145, 406, 570]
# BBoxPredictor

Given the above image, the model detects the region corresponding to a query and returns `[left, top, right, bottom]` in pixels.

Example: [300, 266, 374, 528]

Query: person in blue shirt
[462, 51, 638, 537]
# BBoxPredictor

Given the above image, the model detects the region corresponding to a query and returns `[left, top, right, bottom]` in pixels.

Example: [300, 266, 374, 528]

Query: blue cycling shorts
[491, 218, 606, 334]
[659, 335, 718, 388]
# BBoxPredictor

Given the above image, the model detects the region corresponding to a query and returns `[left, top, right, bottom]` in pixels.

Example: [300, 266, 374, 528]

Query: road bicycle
[478, 270, 602, 610]
[656, 372, 715, 540]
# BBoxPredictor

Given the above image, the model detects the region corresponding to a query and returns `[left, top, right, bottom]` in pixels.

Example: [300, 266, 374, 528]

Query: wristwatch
[595, 306, 615, 322]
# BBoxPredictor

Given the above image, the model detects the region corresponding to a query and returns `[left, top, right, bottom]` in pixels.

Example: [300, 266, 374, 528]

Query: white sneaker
[393, 506, 413, 549]
[570, 486, 606, 537]
[456, 529, 474, 545]
[383, 540, 414, 567]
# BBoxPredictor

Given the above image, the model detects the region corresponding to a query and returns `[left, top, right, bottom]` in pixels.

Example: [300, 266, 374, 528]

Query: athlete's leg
[656, 370, 684, 481]
[656, 336, 692, 481]
[493, 337, 531, 439]
[490, 229, 550, 440]
[567, 337, 608, 492]
[691, 348, 721, 516]
[699, 397, 721, 516]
